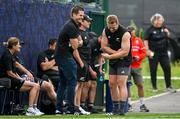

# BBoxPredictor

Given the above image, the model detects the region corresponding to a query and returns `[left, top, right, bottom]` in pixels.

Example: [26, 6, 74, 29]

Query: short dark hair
[48, 38, 57, 46]
[71, 5, 84, 15]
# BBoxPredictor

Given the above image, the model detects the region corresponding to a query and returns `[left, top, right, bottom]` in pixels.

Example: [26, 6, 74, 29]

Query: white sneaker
[26, 107, 36, 116]
[79, 107, 90, 115]
[34, 107, 44, 116]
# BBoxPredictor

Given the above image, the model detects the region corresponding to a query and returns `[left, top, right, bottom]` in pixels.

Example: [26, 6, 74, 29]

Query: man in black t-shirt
[101, 15, 131, 115]
[55, 5, 85, 114]
[37, 38, 59, 91]
[73, 15, 94, 115]
[81, 32, 104, 113]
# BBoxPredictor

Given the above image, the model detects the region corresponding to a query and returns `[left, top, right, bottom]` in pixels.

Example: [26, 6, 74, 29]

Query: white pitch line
[132, 89, 180, 104]
[143, 76, 180, 80]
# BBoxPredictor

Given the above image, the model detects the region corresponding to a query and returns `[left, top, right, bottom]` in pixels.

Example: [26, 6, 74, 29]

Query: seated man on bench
[37, 38, 60, 91]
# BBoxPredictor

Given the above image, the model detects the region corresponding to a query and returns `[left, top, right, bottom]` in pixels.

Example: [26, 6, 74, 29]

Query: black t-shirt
[0, 49, 17, 77]
[37, 49, 57, 77]
[78, 30, 91, 64]
[144, 25, 169, 52]
[105, 25, 132, 67]
[88, 33, 102, 67]
[55, 19, 80, 59]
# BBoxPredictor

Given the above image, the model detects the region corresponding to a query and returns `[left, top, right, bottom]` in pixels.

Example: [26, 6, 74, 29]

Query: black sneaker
[88, 106, 98, 114]
[128, 104, 133, 112]
[166, 87, 177, 93]
[73, 106, 82, 115]
[55, 110, 64, 114]
[64, 106, 76, 114]
[81, 105, 88, 111]
[112, 108, 119, 115]
[140, 104, 149, 112]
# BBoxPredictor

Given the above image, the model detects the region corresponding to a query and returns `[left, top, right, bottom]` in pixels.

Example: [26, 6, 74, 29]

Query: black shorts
[109, 65, 130, 75]
[34, 77, 44, 86]
[40, 74, 60, 89]
[77, 62, 89, 82]
[21, 74, 44, 86]
[8, 77, 25, 91]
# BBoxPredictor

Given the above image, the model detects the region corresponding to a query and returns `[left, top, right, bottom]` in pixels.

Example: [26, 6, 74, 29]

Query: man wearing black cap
[73, 15, 93, 115]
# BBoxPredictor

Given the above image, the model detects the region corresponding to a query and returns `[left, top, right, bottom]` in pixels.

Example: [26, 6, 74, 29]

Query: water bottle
[99, 74, 104, 82]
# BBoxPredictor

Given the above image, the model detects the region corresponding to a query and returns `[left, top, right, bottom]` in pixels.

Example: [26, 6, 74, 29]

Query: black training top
[0, 49, 17, 77]
[37, 49, 56, 77]
[144, 25, 169, 53]
[89, 32, 102, 67]
[105, 25, 132, 67]
[78, 30, 91, 64]
[55, 19, 80, 59]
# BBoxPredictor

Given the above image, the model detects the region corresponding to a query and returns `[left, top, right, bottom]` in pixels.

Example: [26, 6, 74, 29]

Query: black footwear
[140, 104, 149, 112]
[88, 106, 98, 114]
[112, 108, 119, 115]
[55, 110, 64, 114]
[166, 87, 177, 93]
[65, 105, 76, 114]
[81, 105, 88, 111]
[128, 104, 133, 112]
[73, 107, 82, 115]
[119, 110, 125, 116]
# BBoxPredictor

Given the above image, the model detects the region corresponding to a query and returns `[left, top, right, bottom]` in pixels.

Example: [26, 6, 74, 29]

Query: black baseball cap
[83, 15, 93, 22]
[127, 26, 136, 32]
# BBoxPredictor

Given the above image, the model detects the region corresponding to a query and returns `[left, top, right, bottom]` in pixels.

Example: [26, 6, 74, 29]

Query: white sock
[28, 106, 34, 111]
[128, 97, 132, 105]
[139, 97, 145, 106]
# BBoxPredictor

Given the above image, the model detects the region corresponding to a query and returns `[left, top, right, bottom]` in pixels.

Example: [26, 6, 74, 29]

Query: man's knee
[136, 83, 143, 90]
[33, 83, 40, 90]
[109, 80, 117, 88]
[91, 81, 97, 88]
[42, 81, 54, 91]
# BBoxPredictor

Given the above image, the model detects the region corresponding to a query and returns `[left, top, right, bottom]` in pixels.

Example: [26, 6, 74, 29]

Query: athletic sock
[112, 101, 119, 114]
[88, 103, 94, 107]
[33, 104, 37, 108]
[120, 101, 126, 115]
[139, 97, 145, 106]
[128, 97, 132, 105]
[80, 102, 86, 107]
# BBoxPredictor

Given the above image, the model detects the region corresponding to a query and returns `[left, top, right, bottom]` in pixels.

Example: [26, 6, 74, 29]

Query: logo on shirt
[153, 31, 157, 34]
[136, 40, 139, 44]
[121, 70, 125, 74]
[161, 29, 164, 32]
[51, 55, 54, 59]
[116, 38, 120, 42]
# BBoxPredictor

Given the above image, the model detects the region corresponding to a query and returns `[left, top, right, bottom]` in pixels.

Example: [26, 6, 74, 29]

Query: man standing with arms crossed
[55, 5, 84, 114]
[101, 15, 131, 115]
